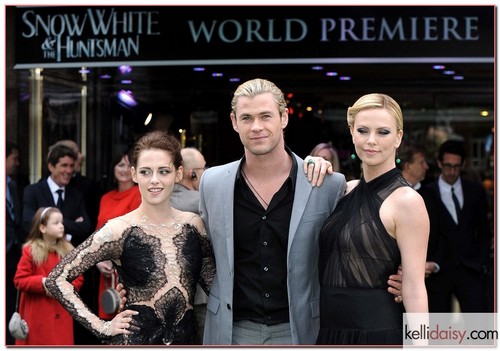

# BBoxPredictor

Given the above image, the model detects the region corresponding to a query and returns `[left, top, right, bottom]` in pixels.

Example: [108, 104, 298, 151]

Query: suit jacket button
[227, 304, 231, 310]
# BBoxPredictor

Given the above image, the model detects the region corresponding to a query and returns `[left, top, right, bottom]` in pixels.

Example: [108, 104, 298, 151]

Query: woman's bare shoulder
[173, 208, 205, 232]
[345, 179, 360, 194]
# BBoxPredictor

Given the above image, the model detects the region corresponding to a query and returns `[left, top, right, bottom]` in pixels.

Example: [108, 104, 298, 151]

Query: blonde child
[13, 207, 84, 345]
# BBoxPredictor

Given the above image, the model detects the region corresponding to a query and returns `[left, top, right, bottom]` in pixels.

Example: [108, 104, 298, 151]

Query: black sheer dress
[46, 213, 215, 345]
[316, 168, 410, 345]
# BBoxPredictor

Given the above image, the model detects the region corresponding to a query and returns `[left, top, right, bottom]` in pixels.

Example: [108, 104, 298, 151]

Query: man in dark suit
[50, 140, 102, 229]
[419, 139, 491, 312]
[6, 142, 25, 345]
[22, 144, 92, 246]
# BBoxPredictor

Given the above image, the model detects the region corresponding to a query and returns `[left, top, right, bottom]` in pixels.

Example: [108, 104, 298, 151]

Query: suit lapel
[42, 179, 57, 206]
[288, 156, 312, 253]
[221, 162, 239, 273]
[434, 182, 459, 225]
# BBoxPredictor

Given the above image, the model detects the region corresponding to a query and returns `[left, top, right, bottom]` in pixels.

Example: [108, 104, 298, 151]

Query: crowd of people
[5, 78, 493, 346]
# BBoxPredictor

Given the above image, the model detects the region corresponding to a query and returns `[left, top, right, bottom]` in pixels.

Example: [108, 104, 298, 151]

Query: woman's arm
[192, 215, 215, 295]
[45, 221, 136, 339]
[390, 188, 430, 344]
[392, 188, 429, 313]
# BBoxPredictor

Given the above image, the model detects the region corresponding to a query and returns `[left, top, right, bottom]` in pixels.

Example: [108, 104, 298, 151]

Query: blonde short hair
[231, 78, 287, 115]
[347, 93, 403, 132]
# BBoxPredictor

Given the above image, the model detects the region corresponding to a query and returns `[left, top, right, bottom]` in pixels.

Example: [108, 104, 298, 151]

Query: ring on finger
[307, 158, 315, 165]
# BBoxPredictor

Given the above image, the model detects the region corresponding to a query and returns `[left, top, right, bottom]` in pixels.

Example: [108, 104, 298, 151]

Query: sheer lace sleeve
[45, 219, 128, 339]
[197, 222, 215, 296]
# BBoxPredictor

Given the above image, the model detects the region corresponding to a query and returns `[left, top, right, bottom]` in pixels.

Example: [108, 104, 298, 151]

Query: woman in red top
[95, 152, 141, 320]
[14, 207, 84, 345]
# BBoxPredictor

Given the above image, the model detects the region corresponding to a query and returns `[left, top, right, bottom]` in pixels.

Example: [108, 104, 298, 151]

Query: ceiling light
[326, 72, 338, 77]
[119, 65, 132, 74]
[212, 73, 223, 77]
[117, 90, 137, 107]
[453, 76, 464, 80]
[193, 67, 205, 72]
[311, 66, 323, 71]
[144, 113, 153, 125]
[339, 76, 351, 81]
[433, 65, 445, 70]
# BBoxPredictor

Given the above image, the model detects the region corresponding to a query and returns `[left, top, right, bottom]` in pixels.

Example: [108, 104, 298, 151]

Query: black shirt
[233, 147, 297, 325]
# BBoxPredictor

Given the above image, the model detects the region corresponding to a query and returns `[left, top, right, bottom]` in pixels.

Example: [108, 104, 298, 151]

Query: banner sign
[14, 6, 495, 68]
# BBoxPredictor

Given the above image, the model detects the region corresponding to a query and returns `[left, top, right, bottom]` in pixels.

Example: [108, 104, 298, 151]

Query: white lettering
[285, 19, 307, 42]
[320, 16, 480, 42]
[340, 18, 358, 41]
[361, 17, 376, 40]
[379, 18, 405, 40]
[60, 36, 140, 60]
[187, 20, 217, 43]
[464, 17, 479, 40]
[267, 19, 282, 42]
[87, 8, 114, 35]
[424, 17, 439, 40]
[320, 18, 336, 42]
[246, 19, 265, 42]
[442, 17, 460, 40]
[188, 18, 306, 43]
[219, 19, 242, 43]
[409, 17, 418, 41]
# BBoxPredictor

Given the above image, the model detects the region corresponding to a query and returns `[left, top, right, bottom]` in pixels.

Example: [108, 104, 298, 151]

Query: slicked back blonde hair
[347, 93, 403, 132]
[231, 78, 287, 115]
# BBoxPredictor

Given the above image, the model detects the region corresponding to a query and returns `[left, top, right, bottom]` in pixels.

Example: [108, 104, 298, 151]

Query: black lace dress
[46, 213, 215, 345]
[316, 168, 409, 345]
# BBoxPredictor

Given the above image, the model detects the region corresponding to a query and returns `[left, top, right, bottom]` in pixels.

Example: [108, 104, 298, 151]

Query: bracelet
[101, 320, 112, 336]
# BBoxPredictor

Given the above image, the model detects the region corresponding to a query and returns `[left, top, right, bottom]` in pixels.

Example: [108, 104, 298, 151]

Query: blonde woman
[316, 93, 429, 345]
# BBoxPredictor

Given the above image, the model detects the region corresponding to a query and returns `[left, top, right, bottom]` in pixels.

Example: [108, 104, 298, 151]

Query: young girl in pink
[14, 207, 84, 345]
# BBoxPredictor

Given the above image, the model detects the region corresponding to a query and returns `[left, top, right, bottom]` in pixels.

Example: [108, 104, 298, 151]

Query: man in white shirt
[419, 139, 491, 312]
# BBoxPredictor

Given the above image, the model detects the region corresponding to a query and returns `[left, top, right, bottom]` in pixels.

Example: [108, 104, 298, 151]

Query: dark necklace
[241, 168, 269, 208]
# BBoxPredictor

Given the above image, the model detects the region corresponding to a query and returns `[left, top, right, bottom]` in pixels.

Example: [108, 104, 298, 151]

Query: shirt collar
[47, 176, 64, 193]
[236, 146, 297, 191]
[438, 175, 461, 191]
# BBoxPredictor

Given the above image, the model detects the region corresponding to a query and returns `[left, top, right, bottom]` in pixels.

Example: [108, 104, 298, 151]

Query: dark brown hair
[129, 130, 182, 169]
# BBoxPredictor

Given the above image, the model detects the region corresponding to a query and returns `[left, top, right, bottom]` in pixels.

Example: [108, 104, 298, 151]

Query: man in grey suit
[199, 78, 347, 345]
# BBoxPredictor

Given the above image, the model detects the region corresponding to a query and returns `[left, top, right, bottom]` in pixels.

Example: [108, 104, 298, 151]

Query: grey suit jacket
[199, 153, 346, 345]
